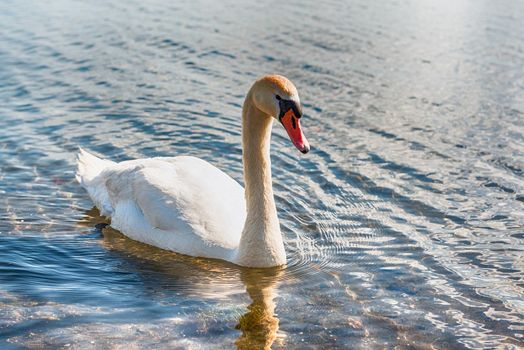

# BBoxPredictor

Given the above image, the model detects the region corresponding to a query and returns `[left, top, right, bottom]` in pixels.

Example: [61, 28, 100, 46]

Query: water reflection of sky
[0, 0, 523, 348]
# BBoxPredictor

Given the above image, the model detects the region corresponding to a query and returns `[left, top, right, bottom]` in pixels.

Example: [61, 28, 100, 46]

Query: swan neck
[236, 91, 286, 267]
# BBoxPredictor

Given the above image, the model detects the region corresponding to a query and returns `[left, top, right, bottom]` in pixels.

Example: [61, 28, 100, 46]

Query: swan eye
[275, 95, 282, 101]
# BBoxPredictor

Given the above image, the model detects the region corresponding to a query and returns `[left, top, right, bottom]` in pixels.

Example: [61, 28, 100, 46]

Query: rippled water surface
[1, 0, 524, 348]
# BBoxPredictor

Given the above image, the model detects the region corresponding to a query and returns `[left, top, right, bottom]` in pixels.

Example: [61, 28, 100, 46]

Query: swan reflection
[79, 208, 284, 349]
[235, 267, 283, 350]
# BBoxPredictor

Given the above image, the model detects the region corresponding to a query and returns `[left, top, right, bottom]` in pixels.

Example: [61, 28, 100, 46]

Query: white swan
[76, 75, 309, 267]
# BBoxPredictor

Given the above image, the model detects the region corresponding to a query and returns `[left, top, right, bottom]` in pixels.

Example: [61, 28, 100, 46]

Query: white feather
[76, 150, 246, 261]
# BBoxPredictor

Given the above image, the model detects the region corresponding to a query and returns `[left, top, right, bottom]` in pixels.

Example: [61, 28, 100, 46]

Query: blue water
[1, 0, 524, 348]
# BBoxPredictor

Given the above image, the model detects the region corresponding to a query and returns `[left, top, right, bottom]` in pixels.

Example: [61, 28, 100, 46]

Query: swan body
[76, 75, 309, 267]
[77, 152, 246, 260]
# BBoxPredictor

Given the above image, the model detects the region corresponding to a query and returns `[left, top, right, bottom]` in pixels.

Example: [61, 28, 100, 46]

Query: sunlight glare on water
[0, 0, 524, 348]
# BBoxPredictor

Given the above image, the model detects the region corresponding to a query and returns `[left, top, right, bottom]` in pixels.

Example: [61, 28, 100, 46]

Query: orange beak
[280, 109, 310, 154]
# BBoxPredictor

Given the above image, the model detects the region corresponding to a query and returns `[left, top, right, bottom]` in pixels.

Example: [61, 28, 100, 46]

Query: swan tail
[76, 147, 115, 216]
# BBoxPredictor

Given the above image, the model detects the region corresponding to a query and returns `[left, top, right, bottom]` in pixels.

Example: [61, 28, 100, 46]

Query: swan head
[251, 75, 310, 154]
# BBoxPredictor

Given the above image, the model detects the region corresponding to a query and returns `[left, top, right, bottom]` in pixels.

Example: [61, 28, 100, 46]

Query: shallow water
[1, 0, 524, 348]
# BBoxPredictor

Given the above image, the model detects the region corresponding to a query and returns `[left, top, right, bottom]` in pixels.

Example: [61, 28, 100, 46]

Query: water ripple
[1, 0, 524, 348]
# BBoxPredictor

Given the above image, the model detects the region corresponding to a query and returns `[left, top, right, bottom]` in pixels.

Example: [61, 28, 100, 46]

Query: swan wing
[103, 156, 246, 250]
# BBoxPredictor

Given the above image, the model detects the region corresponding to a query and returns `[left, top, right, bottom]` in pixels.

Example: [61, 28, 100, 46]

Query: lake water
[1, 0, 524, 348]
